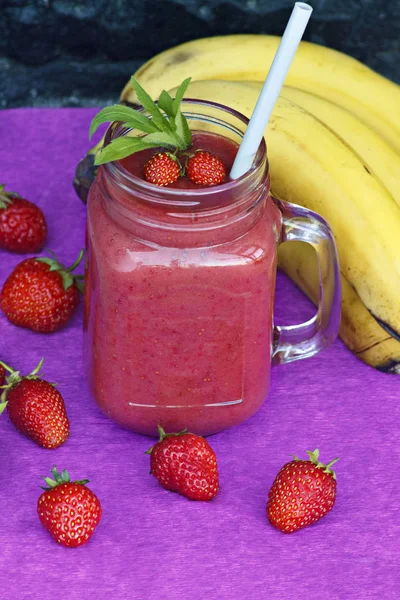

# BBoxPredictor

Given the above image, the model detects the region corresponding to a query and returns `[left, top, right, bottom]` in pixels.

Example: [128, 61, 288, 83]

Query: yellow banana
[277, 242, 400, 373]
[123, 34, 400, 152]
[261, 83, 400, 208]
[166, 79, 400, 370]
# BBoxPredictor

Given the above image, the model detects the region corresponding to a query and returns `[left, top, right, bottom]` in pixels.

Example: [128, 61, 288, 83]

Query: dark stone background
[1, 0, 399, 108]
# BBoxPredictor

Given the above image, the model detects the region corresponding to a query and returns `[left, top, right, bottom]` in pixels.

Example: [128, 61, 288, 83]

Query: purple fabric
[1, 107, 399, 600]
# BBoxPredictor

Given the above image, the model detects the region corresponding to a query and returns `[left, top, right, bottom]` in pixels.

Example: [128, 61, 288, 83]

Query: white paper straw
[230, 2, 313, 179]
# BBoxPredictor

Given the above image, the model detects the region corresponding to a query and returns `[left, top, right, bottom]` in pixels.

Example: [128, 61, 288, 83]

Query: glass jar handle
[272, 197, 342, 365]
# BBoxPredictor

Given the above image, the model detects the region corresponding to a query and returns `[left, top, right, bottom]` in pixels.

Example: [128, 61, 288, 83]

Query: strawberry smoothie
[85, 124, 282, 436]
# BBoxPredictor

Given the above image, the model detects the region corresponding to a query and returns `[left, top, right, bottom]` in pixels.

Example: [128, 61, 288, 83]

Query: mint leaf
[94, 136, 161, 165]
[131, 77, 171, 132]
[158, 90, 174, 115]
[87, 78, 194, 166]
[158, 91, 178, 135]
[172, 77, 191, 117]
[89, 105, 158, 139]
[143, 131, 181, 148]
[175, 111, 192, 148]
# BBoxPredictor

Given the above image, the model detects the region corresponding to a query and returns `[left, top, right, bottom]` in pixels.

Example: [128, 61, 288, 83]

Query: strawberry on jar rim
[0, 184, 47, 253]
[0, 249, 84, 333]
[0, 358, 69, 448]
[38, 466, 102, 547]
[267, 449, 339, 534]
[144, 152, 182, 186]
[186, 150, 226, 186]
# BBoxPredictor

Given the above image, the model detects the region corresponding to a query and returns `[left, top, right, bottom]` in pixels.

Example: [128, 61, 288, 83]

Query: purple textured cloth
[1, 108, 399, 600]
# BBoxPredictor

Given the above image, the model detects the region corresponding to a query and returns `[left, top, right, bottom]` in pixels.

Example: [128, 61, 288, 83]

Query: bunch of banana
[165, 79, 400, 373]
[74, 34, 400, 372]
[121, 35, 400, 152]
[74, 34, 400, 201]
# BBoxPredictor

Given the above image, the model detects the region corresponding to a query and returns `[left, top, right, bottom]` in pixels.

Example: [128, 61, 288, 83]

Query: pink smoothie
[85, 131, 281, 436]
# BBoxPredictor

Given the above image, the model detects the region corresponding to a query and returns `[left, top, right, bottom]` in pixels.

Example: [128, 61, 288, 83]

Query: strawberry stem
[157, 423, 167, 441]
[41, 466, 89, 490]
[0, 360, 14, 373]
[325, 457, 340, 469]
[37, 249, 85, 292]
[29, 357, 45, 378]
[0, 184, 21, 209]
[65, 249, 85, 273]
[145, 423, 188, 454]
[0, 364, 23, 403]
[295, 448, 339, 480]
[73, 275, 85, 295]
[0, 357, 52, 403]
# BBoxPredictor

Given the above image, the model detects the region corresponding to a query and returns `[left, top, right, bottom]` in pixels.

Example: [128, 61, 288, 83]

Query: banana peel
[278, 242, 400, 374]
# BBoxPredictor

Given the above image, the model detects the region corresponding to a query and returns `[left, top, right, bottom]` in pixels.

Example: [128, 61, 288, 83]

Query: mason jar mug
[84, 101, 341, 436]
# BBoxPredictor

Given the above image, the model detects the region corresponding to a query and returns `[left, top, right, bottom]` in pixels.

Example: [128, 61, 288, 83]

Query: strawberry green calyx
[41, 466, 89, 491]
[0, 184, 21, 209]
[0, 358, 52, 403]
[90, 77, 193, 166]
[293, 448, 340, 480]
[145, 423, 188, 454]
[37, 249, 85, 293]
[0, 359, 21, 403]
[0, 401, 7, 415]
[157, 423, 188, 442]
[162, 152, 185, 176]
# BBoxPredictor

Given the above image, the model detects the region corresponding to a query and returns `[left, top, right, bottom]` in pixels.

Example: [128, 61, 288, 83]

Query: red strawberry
[144, 152, 181, 186]
[38, 466, 101, 547]
[0, 184, 47, 253]
[186, 151, 226, 186]
[147, 425, 219, 501]
[267, 449, 339, 534]
[0, 250, 84, 333]
[1, 358, 69, 448]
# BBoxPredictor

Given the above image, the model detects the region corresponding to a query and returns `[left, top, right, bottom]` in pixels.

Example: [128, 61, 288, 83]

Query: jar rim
[102, 98, 267, 204]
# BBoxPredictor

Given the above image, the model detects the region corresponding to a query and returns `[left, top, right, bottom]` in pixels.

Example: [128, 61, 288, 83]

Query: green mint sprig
[89, 77, 193, 166]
